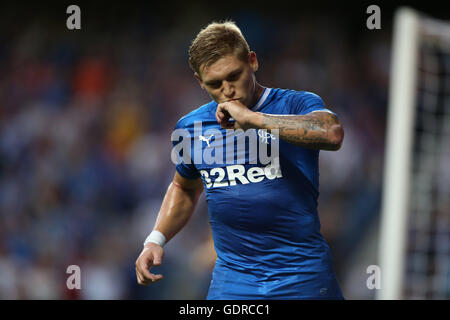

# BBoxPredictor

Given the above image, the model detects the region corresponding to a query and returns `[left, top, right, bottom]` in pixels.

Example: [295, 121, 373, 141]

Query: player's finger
[142, 268, 163, 283]
[135, 262, 146, 280]
[149, 273, 164, 283]
[217, 113, 230, 126]
[218, 109, 227, 118]
[136, 268, 150, 285]
[140, 260, 165, 283]
[216, 104, 226, 115]
[137, 272, 148, 285]
[153, 253, 162, 266]
[216, 110, 224, 121]
[135, 262, 144, 280]
[218, 103, 231, 115]
[139, 262, 154, 280]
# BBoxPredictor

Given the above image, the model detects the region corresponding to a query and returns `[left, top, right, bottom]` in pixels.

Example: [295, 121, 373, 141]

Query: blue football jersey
[172, 88, 344, 299]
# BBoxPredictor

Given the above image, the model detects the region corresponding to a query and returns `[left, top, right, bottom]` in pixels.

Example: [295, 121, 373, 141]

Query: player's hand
[216, 99, 256, 130]
[135, 243, 164, 285]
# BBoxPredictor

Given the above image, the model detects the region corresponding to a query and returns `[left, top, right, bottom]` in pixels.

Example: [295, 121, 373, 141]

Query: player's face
[196, 52, 259, 107]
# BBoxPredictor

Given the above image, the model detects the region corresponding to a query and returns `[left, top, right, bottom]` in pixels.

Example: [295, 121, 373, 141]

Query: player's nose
[222, 81, 235, 99]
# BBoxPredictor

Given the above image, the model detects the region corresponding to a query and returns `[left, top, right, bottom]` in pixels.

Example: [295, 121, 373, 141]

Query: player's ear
[194, 72, 205, 90]
[248, 51, 258, 72]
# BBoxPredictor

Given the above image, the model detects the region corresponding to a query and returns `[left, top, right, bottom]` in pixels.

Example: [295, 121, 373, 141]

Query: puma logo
[199, 134, 214, 147]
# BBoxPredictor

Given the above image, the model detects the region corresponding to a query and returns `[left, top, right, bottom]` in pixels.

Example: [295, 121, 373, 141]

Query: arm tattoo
[260, 112, 343, 150]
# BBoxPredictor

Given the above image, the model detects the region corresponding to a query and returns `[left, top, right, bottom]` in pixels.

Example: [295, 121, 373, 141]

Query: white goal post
[377, 7, 450, 300]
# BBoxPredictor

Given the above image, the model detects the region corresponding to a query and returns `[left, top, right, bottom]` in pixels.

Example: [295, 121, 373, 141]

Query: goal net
[378, 7, 450, 300]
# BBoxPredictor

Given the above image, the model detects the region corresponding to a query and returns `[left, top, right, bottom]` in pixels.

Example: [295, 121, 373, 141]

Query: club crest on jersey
[258, 129, 276, 144]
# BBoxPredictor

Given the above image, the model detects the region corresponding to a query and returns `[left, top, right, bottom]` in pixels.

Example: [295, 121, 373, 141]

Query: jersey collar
[250, 87, 271, 111]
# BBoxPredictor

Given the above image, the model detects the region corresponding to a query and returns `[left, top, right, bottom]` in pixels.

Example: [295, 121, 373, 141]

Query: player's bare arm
[135, 172, 203, 286]
[256, 111, 344, 151]
[216, 100, 344, 151]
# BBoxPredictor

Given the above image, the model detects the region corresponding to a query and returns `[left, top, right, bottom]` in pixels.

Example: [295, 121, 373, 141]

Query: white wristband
[143, 230, 166, 247]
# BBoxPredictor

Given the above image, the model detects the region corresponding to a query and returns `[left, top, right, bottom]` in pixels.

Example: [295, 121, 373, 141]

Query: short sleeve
[172, 120, 201, 180]
[289, 91, 337, 116]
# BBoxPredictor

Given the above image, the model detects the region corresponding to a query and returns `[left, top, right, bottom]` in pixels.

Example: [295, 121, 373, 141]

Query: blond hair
[188, 21, 250, 77]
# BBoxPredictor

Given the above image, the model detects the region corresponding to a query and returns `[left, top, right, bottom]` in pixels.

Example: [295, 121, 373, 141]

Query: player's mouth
[223, 97, 244, 103]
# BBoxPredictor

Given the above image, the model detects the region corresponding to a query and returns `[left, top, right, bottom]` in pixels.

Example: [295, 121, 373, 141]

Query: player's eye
[227, 71, 241, 82]
[208, 82, 221, 89]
